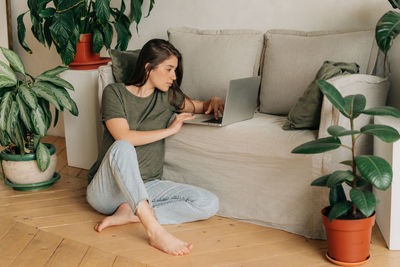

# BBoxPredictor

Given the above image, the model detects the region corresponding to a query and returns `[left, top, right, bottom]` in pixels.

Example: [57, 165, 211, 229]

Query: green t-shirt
[87, 83, 184, 184]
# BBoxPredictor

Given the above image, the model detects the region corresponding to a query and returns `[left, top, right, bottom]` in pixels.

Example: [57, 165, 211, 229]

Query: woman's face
[148, 55, 178, 92]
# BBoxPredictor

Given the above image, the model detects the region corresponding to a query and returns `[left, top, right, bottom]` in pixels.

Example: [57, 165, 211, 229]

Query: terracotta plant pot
[0, 143, 57, 184]
[322, 208, 375, 266]
[69, 33, 110, 70]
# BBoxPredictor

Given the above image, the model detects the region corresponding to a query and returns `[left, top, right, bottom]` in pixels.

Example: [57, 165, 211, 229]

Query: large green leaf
[70, 98, 79, 116]
[16, 94, 34, 132]
[43, 17, 53, 48]
[0, 130, 11, 147]
[60, 41, 76, 65]
[93, 28, 104, 53]
[30, 13, 45, 45]
[328, 201, 352, 222]
[39, 7, 55, 18]
[327, 125, 360, 137]
[361, 106, 400, 118]
[130, 0, 143, 26]
[0, 47, 25, 75]
[361, 124, 400, 143]
[31, 105, 47, 136]
[356, 155, 392, 190]
[326, 170, 354, 187]
[389, 0, 400, 9]
[145, 0, 155, 18]
[51, 85, 74, 111]
[13, 123, 26, 156]
[0, 91, 13, 130]
[345, 176, 371, 188]
[6, 100, 20, 144]
[17, 12, 32, 54]
[41, 65, 69, 76]
[344, 94, 366, 118]
[113, 20, 131, 51]
[36, 142, 50, 171]
[38, 98, 52, 129]
[311, 174, 330, 187]
[317, 80, 349, 117]
[32, 82, 61, 110]
[329, 184, 347, 206]
[49, 12, 73, 49]
[102, 23, 113, 49]
[95, 0, 111, 25]
[350, 189, 376, 217]
[291, 137, 341, 154]
[37, 75, 74, 91]
[0, 61, 17, 88]
[18, 84, 38, 109]
[376, 11, 400, 54]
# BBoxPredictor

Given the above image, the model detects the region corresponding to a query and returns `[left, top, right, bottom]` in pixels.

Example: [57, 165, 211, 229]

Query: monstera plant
[17, 0, 155, 65]
[375, 0, 400, 61]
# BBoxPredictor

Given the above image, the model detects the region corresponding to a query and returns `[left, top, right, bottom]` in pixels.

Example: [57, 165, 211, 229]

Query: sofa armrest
[98, 64, 115, 109]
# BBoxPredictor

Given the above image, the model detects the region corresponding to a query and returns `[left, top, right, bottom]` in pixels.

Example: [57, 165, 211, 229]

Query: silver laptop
[184, 76, 261, 127]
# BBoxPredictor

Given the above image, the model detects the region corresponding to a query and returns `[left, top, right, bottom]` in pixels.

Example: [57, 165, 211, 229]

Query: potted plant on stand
[0, 47, 78, 191]
[17, 0, 155, 69]
[291, 80, 400, 265]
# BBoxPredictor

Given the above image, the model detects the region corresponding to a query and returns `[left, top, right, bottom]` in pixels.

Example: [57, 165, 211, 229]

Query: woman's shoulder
[104, 82, 126, 92]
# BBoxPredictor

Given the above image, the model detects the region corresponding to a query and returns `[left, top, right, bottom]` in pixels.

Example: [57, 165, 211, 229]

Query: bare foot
[95, 203, 139, 232]
[148, 227, 193, 256]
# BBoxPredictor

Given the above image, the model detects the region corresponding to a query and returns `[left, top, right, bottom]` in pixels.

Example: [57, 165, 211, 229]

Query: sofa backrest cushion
[259, 29, 375, 115]
[168, 27, 264, 101]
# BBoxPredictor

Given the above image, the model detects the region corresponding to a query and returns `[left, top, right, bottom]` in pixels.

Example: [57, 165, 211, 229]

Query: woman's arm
[180, 97, 224, 119]
[106, 113, 195, 146]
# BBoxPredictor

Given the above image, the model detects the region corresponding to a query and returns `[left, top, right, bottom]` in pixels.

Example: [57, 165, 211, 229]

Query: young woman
[86, 39, 224, 256]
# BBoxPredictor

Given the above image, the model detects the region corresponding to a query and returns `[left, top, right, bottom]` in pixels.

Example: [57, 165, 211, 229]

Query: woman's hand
[205, 97, 225, 119]
[168, 113, 195, 134]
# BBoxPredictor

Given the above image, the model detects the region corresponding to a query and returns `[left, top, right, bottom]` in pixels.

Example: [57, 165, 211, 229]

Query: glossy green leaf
[40, 65, 69, 76]
[0, 91, 13, 130]
[36, 142, 50, 171]
[13, 123, 26, 156]
[356, 155, 392, 190]
[51, 85, 74, 111]
[291, 137, 341, 154]
[361, 124, 400, 143]
[326, 170, 354, 187]
[16, 94, 34, 132]
[37, 75, 74, 91]
[54, 108, 59, 127]
[113, 20, 131, 51]
[327, 125, 360, 137]
[60, 41, 75, 65]
[376, 11, 400, 54]
[17, 12, 32, 54]
[49, 12, 73, 49]
[317, 80, 349, 117]
[6, 100, 20, 143]
[93, 28, 104, 53]
[329, 184, 347, 206]
[33, 134, 41, 150]
[350, 189, 376, 217]
[328, 201, 352, 222]
[311, 174, 330, 187]
[145, 0, 155, 17]
[0, 130, 11, 147]
[31, 105, 47, 136]
[38, 98, 52, 129]
[130, 0, 143, 26]
[95, 0, 111, 25]
[0, 47, 26, 74]
[344, 94, 366, 118]
[32, 82, 61, 110]
[70, 98, 79, 116]
[361, 106, 400, 118]
[389, 0, 400, 9]
[18, 84, 38, 109]
[43, 17, 53, 48]
[102, 23, 113, 49]
[39, 7, 55, 18]
[0, 61, 17, 88]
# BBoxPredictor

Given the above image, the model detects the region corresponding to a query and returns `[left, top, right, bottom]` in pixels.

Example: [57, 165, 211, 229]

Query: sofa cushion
[167, 27, 264, 101]
[259, 29, 374, 115]
[109, 49, 141, 83]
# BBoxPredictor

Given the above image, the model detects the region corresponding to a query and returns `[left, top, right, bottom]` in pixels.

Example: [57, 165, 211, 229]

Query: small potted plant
[17, 0, 155, 69]
[291, 80, 400, 265]
[0, 47, 78, 191]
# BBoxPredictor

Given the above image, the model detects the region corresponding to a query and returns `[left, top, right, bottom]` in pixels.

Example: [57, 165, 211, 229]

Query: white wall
[0, 0, 9, 59]
[9, 0, 400, 136]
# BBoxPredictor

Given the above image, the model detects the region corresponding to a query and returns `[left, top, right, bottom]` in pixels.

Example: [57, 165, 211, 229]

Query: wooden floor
[1, 136, 400, 266]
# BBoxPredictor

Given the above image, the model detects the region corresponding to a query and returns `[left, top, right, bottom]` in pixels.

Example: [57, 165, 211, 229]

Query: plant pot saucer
[69, 57, 111, 70]
[326, 252, 370, 266]
[4, 172, 61, 191]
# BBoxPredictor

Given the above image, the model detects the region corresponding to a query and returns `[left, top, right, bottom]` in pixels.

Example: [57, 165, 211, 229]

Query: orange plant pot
[322, 208, 375, 266]
[69, 33, 110, 70]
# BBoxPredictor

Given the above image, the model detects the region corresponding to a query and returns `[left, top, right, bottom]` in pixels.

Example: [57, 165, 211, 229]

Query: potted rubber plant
[291, 80, 400, 265]
[0, 47, 78, 190]
[375, 0, 400, 70]
[17, 0, 155, 69]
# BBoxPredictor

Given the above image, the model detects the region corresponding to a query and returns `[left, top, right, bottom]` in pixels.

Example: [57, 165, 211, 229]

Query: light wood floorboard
[0, 136, 398, 266]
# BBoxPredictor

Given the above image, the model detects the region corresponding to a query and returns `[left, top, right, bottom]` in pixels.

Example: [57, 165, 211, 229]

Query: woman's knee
[194, 189, 219, 219]
[109, 140, 137, 160]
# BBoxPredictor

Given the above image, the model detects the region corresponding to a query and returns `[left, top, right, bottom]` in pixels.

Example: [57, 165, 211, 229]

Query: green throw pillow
[282, 61, 359, 130]
[110, 49, 141, 83]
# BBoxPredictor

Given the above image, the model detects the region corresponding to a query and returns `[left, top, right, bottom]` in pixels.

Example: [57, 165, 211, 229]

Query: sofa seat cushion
[167, 27, 264, 101]
[164, 113, 325, 238]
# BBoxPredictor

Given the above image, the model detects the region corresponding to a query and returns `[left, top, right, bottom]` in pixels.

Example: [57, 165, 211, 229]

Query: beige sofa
[98, 27, 389, 239]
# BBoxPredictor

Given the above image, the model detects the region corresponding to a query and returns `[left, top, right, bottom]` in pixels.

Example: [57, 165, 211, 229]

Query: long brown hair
[126, 39, 188, 110]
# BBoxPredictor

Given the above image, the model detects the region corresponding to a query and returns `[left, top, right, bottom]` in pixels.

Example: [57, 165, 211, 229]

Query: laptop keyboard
[203, 117, 223, 124]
